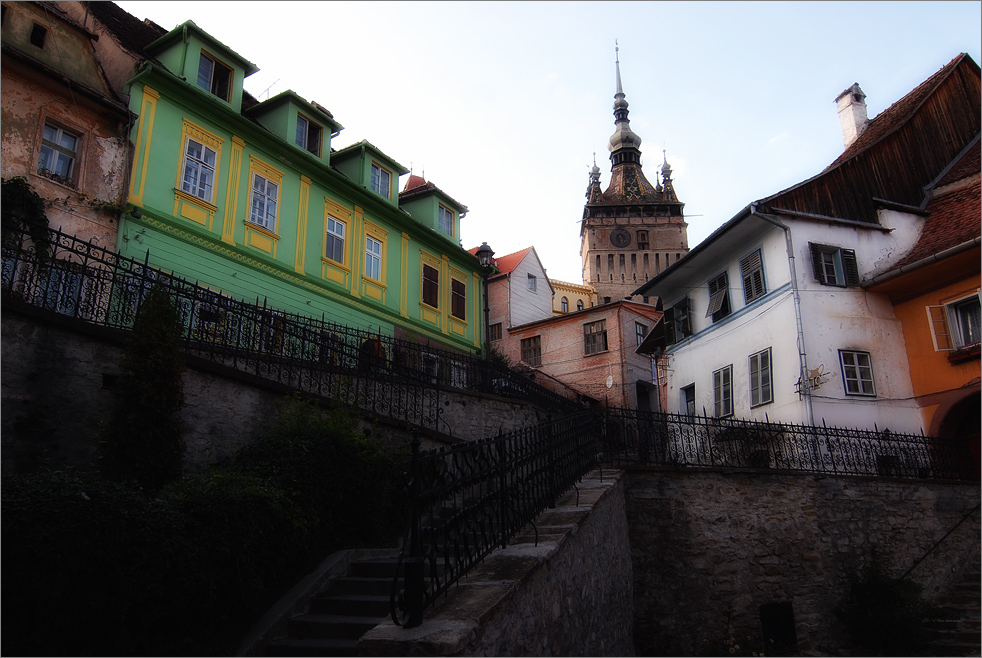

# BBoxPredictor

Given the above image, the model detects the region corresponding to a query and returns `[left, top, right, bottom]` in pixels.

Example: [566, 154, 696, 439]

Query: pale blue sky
[116, 1, 981, 283]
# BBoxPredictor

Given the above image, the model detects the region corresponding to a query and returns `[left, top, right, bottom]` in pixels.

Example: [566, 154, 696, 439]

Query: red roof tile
[896, 177, 980, 267]
[466, 246, 533, 275]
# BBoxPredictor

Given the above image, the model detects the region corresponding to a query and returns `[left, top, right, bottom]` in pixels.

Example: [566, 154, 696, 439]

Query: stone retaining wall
[361, 470, 635, 656]
[1, 310, 549, 474]
[625, 468, 981, 656]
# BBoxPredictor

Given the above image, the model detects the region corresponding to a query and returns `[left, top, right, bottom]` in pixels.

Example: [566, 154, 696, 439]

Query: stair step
[322, 576, 394, 596]
[349, 558, 400, 579]
[289, 612, 385, 640]
[311, 593, 391, 617]
[265, 637, 359, 657]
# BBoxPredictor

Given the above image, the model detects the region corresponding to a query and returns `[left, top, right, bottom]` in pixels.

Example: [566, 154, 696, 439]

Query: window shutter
[740, 250, 765, 303]
[706, 273, 728, 317]
[663, 306, 677, 345]
[926, 305, 954, 351]
[679, 295, 691, 337]
[841, 249, 860, 286]
[809, 243, 826, 284]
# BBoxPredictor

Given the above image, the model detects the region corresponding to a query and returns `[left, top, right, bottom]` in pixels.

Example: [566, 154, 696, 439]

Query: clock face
[610, 229, 631, 248]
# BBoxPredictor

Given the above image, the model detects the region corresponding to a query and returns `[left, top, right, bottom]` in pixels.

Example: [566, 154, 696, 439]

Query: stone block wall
[625, 468, 981, 656]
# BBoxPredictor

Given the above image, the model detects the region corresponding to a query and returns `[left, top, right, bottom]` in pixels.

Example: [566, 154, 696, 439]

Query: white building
[635, 54, 980, 435]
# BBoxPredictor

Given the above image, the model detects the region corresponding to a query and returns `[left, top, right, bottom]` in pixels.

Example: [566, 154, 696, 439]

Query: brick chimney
[835, 83, 869, 149]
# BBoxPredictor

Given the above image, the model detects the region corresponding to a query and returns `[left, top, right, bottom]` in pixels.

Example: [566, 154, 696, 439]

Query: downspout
[750, 203, 815, 426]
[179, 24, 189, 80]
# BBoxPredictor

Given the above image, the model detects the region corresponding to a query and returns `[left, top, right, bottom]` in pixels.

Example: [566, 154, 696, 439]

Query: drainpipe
[750, 203, 815, 426]
[179, 24, 189, 80]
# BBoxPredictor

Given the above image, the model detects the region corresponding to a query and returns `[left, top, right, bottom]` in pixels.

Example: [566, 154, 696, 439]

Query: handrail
[901, 503, 980, 580]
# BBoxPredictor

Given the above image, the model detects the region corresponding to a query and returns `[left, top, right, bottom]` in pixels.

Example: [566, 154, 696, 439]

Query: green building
[122, 20, 482, 354]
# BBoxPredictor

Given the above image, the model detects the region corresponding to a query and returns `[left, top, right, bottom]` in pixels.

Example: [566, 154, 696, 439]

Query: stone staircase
[264, 553, 400, 657]
[925, 563, 981, 656]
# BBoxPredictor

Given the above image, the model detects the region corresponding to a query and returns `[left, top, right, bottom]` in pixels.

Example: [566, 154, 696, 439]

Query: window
[637, 231, 649, 251]
[197, 52, 232, 102]
[38, 123, 79, 186]
[527, 274, 537, 292]
[439, 205, 454, 236]
[325, 216, 345, 263]
[489, 322, 502, 341]
[249, 173, 278, 230]
[706, 272, 731, 322]
[584, 320, 608, 355]
[810, 243, 859, 287]
[839, 350, 875, 396]
[740, 249, 766, 304]
[422, 263, 439, 308]
[664, 296, 691, 346]
[636, 322, 647, 347]
[681, 384, 696, 419]
[521, 336, 542, 366]
[371, 163, 391, 198]
[365, 236, 382, 280]
[576, 300, 584, 311]
[296, 115, 322, 156]
[30, 23, 46, 48]
[749, 347, 773, 407]
[927, 294, 981, 351]
[560, 297, 569, 313]
[182, 138, 217, 202]
[713, 365, 733, 417]
[451, 278, 466, 320]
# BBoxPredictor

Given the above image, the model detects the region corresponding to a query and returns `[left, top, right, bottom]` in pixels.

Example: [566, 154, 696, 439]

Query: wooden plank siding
[761, 55, 981, 224]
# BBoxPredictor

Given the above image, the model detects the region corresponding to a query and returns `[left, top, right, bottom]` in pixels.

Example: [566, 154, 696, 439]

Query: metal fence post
[404, 430, 424, 628]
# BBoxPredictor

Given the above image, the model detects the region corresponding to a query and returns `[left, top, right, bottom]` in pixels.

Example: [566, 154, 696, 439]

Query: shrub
[100, 284, 186, 490]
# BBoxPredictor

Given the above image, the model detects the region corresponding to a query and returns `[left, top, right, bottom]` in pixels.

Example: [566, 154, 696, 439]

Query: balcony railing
[600, 407, 974, 480]
[1, 224, 581, 432]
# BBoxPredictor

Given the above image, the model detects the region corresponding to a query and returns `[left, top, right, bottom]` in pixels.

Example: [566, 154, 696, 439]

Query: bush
[2, 398, 411, 656]
[100, 284, 186, 490]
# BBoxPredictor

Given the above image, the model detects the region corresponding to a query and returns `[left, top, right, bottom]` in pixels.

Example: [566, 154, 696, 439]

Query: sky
[115, 1, 981, 284]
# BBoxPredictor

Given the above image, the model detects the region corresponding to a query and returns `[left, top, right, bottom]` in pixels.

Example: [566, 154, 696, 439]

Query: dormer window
[296, 114, 322, 156]
[438, 205, 454, 236]
[371, 162, 391, 199]
[197, 51, 232, 102]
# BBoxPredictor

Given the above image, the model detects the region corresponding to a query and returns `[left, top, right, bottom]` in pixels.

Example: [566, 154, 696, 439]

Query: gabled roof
[85, 1, 167, 57]
[331, 140, 409, 175]
[893, 140, 980, 268]
[487, 247, 532, 276]
[760, 53, 980, 224]
[399, 174, 468, 213]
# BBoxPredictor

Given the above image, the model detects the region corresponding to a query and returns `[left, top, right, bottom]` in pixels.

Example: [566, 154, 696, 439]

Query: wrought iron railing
[390, 411, 600, 627]
[600, 407, 975, 480]
[1, 224, 580, 432]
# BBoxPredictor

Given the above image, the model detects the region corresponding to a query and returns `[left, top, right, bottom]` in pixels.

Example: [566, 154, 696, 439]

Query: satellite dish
[605, 375, 614, 389]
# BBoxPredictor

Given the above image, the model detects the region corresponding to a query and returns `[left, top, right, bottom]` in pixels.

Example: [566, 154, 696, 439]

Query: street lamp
[475, 242, 494, 364]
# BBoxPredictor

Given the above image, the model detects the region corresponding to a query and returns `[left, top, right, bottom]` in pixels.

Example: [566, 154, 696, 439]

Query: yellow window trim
[174, 188, 217, 213]
[176, 119, 223, 208]
[323, 197, 352, 268]
[420, 249, 442, 312]
[363, 220, 387, 285]
[245, 155, 284, 238]
[198, 48, 234, 102]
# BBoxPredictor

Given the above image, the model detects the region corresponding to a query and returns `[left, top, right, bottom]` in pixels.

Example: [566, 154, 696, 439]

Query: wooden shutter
[841, 249, 860, 286]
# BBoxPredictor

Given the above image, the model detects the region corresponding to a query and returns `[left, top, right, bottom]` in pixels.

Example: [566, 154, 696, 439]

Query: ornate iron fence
[1, 224, 580, 431]
[600, 407, 974, 480]
[390, 411, 600, 627]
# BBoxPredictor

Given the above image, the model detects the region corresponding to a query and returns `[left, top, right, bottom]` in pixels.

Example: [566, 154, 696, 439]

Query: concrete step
[321, 575, 394, 596]
[310, 593, 391, 618]
[289, 612, 385, 640]
[265, 637, 359, 657]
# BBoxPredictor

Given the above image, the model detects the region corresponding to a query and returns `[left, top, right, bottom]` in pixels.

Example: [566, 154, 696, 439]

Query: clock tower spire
[579, 43, 689, 304]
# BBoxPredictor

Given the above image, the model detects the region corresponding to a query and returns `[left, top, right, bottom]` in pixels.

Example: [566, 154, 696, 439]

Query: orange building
[866, 140, 980, 475]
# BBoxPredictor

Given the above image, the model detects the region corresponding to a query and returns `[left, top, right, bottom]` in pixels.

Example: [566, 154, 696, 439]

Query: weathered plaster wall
[625, 468, 981, 656]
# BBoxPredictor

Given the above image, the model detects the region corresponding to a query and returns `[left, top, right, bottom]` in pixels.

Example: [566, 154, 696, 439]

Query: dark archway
[936, 391, 981, 479]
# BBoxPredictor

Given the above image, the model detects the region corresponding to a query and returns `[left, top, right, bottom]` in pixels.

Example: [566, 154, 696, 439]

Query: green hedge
[2, 398, 409, 656]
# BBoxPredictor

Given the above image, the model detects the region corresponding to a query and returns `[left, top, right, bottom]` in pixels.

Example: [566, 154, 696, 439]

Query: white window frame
[636, 322, 647, 347]
[296, 114, 322, 156]
[438, 205, 454, 236]
[749, 347, 773, 407]
[927, 293, 981, 351]
[182, 137, 217, 202]
[740, 249, 766, 304]
[839, 349, 875, 397]
[527, 274, 537, 292]
[371, 163, 391, 198]
[249, 172, 278, 230]
[325, 216, 345, 263]
[197, 51, 232, 102]
[713, 365, 733, 417]
[38, 123, 79, 186]
[365, 236, 382, 281]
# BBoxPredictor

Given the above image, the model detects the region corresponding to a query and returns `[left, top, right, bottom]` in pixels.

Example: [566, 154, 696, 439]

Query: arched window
[561, 297, 569, 313]
[576, 300, 584, 311]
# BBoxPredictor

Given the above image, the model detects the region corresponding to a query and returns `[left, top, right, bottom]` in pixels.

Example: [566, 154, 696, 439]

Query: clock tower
[581, 46, 689, 304]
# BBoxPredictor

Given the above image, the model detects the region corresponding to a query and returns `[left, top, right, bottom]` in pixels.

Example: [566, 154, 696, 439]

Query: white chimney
[835, 83, 869, 149]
